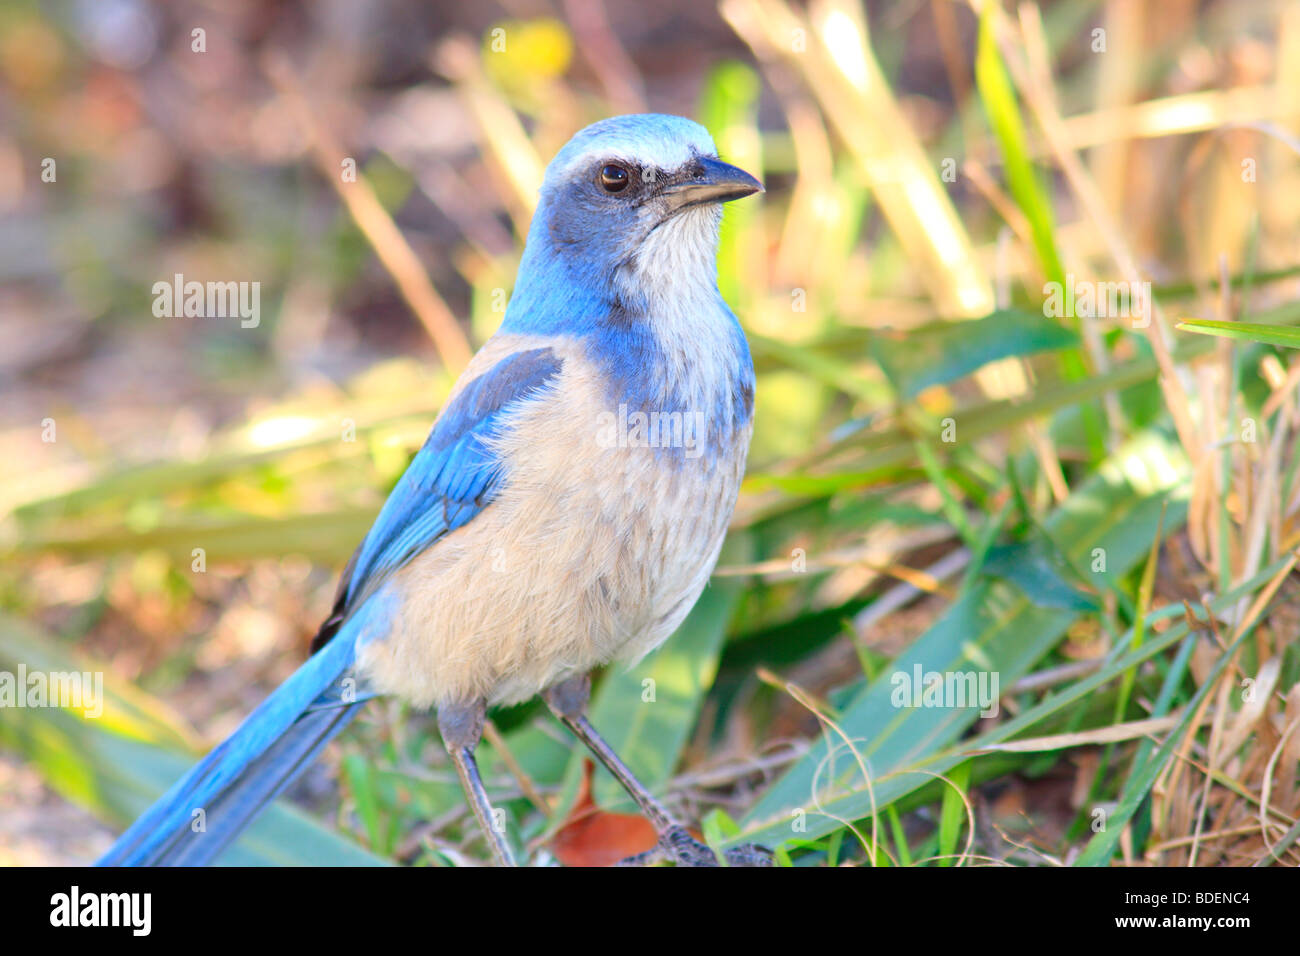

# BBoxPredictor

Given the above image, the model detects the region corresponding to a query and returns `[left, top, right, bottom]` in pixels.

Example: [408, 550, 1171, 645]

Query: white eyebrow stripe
[551, 145, 703, 180]
[544, 119, 718, 186]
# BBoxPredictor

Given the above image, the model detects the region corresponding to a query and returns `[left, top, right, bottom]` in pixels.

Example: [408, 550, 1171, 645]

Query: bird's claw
[722, 842, 775, 867]
[616, 825, 773, 867]
[659, 825, 722, 866]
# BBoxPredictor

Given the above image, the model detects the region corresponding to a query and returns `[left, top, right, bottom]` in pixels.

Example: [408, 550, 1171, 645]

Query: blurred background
[4, 0, 1300, 867]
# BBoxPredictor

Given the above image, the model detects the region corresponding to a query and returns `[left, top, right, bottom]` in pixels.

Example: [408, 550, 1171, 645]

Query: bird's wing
[313, 345, 563, 648]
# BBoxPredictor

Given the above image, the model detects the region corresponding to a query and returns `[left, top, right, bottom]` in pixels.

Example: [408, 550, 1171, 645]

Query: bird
[98, 113, 769, 867]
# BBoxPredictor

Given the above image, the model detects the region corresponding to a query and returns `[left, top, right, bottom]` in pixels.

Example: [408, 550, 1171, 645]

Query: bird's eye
[600, 164, 630, 192]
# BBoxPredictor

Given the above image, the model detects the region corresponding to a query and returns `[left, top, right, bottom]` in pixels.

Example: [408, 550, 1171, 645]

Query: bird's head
[510, 114, 763, 323]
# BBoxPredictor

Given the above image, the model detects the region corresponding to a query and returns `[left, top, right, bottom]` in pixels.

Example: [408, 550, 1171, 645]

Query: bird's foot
[658, 825, 722, 867]
[722, 842, 775, 867]
[616, 825, 773, 867]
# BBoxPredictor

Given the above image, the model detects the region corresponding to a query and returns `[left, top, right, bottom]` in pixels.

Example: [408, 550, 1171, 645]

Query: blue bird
[98, 114, 767, 867]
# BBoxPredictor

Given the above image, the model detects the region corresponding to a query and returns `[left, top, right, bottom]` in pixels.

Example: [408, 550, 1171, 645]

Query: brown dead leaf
[549, 760, 657, 867]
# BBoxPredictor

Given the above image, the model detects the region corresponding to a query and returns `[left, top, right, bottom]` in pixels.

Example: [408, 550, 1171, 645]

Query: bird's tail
[97, 613, 371, 866]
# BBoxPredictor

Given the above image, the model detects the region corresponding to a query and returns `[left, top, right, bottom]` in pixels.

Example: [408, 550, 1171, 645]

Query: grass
[2, 0, 1300, 867]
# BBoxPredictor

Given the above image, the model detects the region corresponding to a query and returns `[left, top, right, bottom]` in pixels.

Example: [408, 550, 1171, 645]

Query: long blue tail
[98, 615, 371, 866]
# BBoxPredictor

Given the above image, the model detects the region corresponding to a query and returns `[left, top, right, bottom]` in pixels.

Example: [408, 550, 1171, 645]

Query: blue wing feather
[343, 345, 563, 608]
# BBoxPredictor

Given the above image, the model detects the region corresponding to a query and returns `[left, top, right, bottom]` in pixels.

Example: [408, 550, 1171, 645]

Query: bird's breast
[358, 337, 752, 709]
[490, 345, 752, 655]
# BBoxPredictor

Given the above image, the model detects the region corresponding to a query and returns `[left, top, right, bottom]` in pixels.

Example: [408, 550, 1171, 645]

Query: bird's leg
[543, 673, 772, 867]
[437, 699, 516, 867]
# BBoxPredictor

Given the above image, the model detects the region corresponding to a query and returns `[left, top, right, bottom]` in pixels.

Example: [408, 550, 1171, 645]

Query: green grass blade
[974, 3, 1065, 288]
[870, 309, 1076, 399]
[734, 430, 1190, 850]
[937, 759, 970, 866]
[1176, 318, 1300, 349]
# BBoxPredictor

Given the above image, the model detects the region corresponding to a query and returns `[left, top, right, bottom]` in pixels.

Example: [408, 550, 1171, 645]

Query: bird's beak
[661, 156, 764, 214]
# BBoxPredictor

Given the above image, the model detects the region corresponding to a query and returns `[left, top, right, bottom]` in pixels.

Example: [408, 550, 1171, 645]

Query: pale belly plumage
[354, 340, 751, 709]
